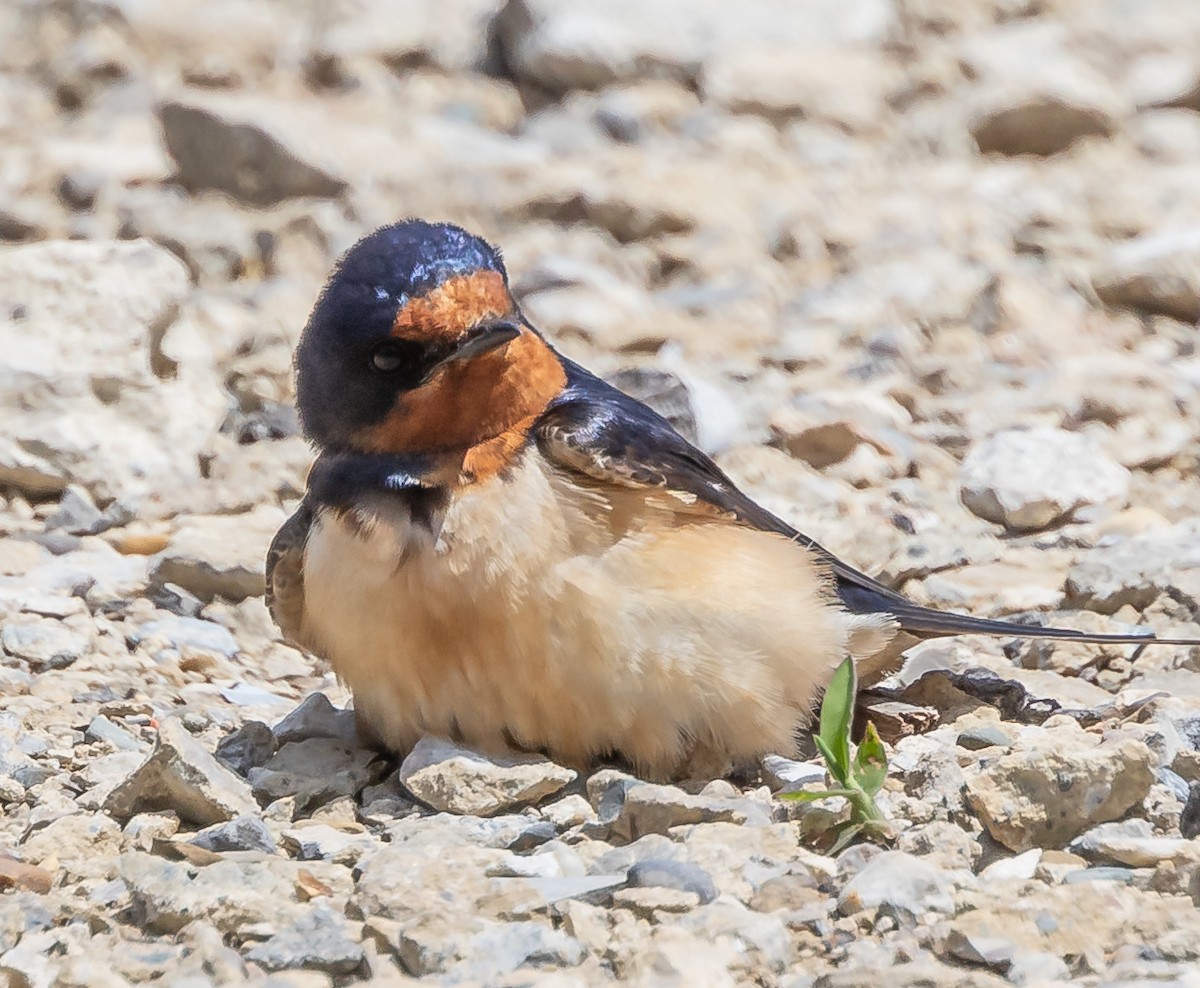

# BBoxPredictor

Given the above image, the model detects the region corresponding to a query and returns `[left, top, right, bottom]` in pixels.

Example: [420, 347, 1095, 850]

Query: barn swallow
[267, 219, 1200, 780]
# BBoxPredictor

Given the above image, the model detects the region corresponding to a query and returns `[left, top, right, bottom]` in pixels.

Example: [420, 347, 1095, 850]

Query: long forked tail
[834, 567, 1200, 648]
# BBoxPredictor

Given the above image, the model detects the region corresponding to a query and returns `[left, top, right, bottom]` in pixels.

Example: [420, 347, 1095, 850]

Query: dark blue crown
[331, 220, 505, 309]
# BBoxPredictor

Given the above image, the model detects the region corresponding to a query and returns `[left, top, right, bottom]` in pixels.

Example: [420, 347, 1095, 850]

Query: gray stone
[272, 693, 357, 746]
[959, 427, 1130, 532]
[956, 727, 1012, 751]
[248, 737, 383, 810]
[215, 721, 278, 777]
[279, 824, 377, 866]
[837, 851, 954, 916]
[43, 485, 104, 535]
[1, 621, 88, 671]
[104, 717, 259, 826]
[160, 97, 348, 207]
[1093, 227, 1200, 323]
[944, 929, 1017, 970]
[398, 736, 575, 817]
[244, 906, 364, 976]
[627, 858, 717, 904]
[149, 506, 285, 603]
[85, 715, 148, 753]
[128, 616, 239, 659]
[965, 736, 1156, 852]
[190, 814, 276, 855]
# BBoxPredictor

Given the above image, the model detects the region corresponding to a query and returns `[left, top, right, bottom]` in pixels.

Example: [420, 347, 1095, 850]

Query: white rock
[1093, 226, 1200, 324]
[398, 736, 576, 817]
[496, 0, 896, 94]
[959, 427, 1131, 531]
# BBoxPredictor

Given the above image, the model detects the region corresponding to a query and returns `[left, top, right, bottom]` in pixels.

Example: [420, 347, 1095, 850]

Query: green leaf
[827, 821, 865, 854]
[851, 721, 888, 796]
[817, 656, 856, 782]
[813, 734, 847, 788]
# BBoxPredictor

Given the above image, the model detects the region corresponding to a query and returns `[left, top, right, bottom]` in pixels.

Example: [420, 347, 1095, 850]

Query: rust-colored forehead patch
[392, 270, 513, 344]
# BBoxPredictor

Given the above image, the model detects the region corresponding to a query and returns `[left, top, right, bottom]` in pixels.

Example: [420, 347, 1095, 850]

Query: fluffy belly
[300, 460, 856, 778]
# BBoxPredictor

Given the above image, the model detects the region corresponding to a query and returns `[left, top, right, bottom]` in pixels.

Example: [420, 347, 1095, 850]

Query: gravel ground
[3, 0, 1200, 985]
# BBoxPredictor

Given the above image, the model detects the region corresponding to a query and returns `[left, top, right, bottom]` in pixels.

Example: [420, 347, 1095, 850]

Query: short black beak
[444, 321, 523, 365]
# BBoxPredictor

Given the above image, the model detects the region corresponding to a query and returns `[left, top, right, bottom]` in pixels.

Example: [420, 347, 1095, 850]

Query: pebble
[956, 726, 1013, 751]
[965, 735, 1156, 852]
[837, 852, 955, 917]
[244, 906, 365, 975]
[398, 735, 576, 817]
[104, 717, 259, 826]
[1, 621, 88, 671]
[958, 427, 1131, 532]
[189, 814, 277, 855]
[248, 737, 384, 811]
[627, 858, 718, 904]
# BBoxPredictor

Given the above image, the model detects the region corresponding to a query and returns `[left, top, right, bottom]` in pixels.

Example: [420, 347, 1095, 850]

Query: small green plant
[782, 655, 892, 853]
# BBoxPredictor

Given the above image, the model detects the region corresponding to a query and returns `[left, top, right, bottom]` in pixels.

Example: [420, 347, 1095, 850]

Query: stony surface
[2, 0, 1200, 984]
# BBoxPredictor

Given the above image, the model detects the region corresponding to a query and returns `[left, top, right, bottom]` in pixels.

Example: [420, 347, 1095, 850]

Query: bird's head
[295, 220, 565, 470]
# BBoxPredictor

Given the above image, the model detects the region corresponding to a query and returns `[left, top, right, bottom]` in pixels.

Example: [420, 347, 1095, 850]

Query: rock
[279, 825, 377, 866]
[1063, 522, 1200, 614]
[159, 97, 348, 206]
[979, 849, 1041, 882]
[244, 905, 364, 976]
[837, 851, 954, 917]
[248, 737, 383, 810]
[85, 715, 148, 753]
[104, 718, 259, 826]
[398, 736, 576, 816]
[963, 24, 1126, 157]
[944, 929, 1017, 970]
[627, 858, 717, 904]
[1092, 226, 1200, 323]
[19, 814, 122, 872]
[0, 858, 54, 895]
[704, 48, 895, 131]
[189, 814, 277, 855]
[128, 615, 240, 659]
[540, 794, 598, 829]
[958, 427, 1131, 531]
[957, 726, 1012, 751]
[965, 736, 1156, 852]
[150, 505, 285, 603]
[1182, 783, 1200, 840]
[1, 621, 88, 671]
[272, 693, 358, 746]
[44, 485, 105, 535]
[760, 755, 826, 792]
[606, 368, 698, 445]
[612, 886, 700, 918]
[118, 852, 351, 935]
[609, 781, 772, 842]
[0, 239, 212, 506]
[214, 721, 278, 777]
[496, 0, 896, 94]
[1070, 819, 1194, 867]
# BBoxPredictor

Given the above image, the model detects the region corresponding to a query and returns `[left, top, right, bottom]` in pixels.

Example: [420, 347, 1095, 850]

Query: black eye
[369, 343, 410, 374]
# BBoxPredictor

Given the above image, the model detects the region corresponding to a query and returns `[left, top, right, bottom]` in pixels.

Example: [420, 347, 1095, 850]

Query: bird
[266, 219, 1200, 781]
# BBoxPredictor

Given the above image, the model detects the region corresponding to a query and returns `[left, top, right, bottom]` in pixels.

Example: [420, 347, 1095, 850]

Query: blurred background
[1, 0, 1199, 663]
